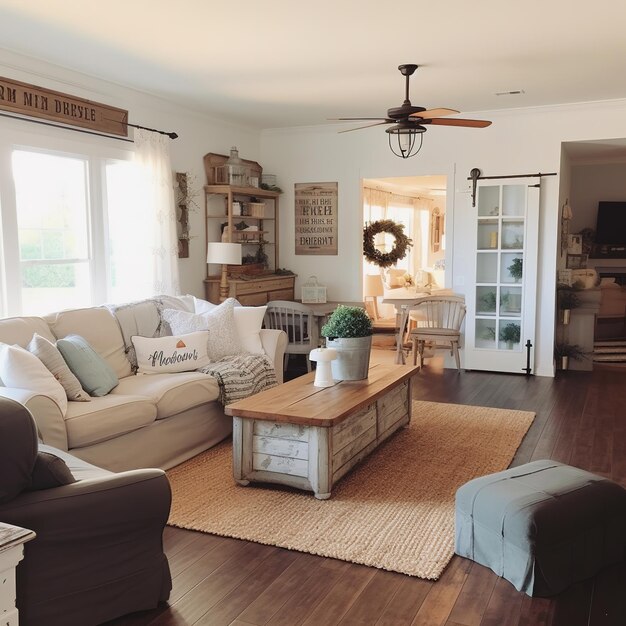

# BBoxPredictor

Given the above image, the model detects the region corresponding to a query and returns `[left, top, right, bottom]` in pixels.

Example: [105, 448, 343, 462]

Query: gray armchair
[0, 397, 172, 626]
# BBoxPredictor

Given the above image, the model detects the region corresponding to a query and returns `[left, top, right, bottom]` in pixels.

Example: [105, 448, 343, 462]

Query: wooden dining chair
[407, 295, 466, 370]
[264, 301, 319, 373]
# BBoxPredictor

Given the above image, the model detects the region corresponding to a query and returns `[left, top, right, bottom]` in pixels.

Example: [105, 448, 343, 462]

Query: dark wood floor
[108, 357, 626, 626]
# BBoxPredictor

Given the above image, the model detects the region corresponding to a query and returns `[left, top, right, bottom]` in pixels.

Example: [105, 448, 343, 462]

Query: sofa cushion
[193, 297, 216, 314]
[0, 343, 68, 415]
[57, 335, 119, 397]
[0, 316, 56, 348]
[28, 451, 77, 491]
[39, 443, 112, 481]
[45, 306, 132, 379]
[27, 333, 91, 402]
[132, 332, 211, 374]
[233, 306, 267, 355]
[163, 298, 244, 360]
[64, 395, 157, 448]
[111, 372, 220, 419]
[190, 298, 266, 354]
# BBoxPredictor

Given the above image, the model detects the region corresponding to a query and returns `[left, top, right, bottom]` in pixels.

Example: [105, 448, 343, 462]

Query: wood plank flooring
[107, 354, 626, 626]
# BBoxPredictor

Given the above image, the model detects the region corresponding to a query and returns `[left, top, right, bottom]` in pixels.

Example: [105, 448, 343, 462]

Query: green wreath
[363, 219, 413, 268]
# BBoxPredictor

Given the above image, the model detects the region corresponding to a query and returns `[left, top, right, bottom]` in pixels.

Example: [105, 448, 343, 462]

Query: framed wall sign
[295, 182, 338, 255]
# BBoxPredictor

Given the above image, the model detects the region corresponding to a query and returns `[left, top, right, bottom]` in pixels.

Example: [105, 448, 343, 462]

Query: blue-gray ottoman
[455, 459, 626, 596]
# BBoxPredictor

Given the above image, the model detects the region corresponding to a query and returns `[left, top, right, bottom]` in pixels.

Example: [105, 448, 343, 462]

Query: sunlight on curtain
[363, 188, 388, 277]
[131, 129, 180, 296]
[106, 160, 153, 302]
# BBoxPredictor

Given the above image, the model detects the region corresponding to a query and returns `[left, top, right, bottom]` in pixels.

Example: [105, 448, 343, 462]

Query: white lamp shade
[363, 273, 384, 297]
[206, 242, 242, 265]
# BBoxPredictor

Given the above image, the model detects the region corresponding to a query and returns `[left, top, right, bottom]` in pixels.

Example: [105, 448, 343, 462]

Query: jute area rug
[166, 400, 534, 580]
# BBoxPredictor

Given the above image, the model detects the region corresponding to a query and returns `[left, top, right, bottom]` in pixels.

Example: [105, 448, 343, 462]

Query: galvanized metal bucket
[326, 336, 372, 381]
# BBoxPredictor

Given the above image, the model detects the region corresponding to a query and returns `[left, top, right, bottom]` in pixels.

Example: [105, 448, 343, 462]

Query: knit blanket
[196, 355, 278, 406]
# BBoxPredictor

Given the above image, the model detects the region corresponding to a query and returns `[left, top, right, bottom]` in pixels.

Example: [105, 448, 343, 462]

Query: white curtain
[132, 129, 180, 297]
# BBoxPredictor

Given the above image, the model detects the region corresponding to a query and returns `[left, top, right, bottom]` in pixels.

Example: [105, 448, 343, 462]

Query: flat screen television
[595, 201, 626, 244]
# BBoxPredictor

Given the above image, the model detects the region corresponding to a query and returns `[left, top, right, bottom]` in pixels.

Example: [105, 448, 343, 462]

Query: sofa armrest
[0, 468, 172, 626]
[260, 328, 288, 384]
[0, 388, 68, 450]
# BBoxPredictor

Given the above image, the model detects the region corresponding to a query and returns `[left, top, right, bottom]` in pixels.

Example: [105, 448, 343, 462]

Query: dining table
[294, 300, 365, 341]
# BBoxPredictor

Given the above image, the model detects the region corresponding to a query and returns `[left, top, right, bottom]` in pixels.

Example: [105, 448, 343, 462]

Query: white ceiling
[2, 0, 626, 130]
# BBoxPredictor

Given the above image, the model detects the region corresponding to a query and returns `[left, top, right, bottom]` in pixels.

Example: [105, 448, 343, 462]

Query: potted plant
[557, 287, 581, 324]
[499, 323, 521, 349]
[507, 258, 523, 282]
[321, 305, 373, 380]
[554, 343, 587, 370]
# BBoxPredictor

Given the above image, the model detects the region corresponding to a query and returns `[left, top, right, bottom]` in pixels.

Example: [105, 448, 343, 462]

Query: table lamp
[363, 273, 384, 320]
[207, 242, 242, 301]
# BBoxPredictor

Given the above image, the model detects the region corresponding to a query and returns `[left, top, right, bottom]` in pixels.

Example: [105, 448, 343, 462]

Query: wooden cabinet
[203, 274, 295, 306]
[203, 152, 290, 305]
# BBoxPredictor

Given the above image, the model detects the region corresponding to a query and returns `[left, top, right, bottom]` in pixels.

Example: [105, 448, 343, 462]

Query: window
[13, 150, 93, 314]
[0, 125, 137, 316]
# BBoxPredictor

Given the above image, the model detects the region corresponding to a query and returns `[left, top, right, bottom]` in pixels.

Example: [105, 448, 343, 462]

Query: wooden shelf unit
[203, 152, 290, 304]
[204, 184, 280, 273]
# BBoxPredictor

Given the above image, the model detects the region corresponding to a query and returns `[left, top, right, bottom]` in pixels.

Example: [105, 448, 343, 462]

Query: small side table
[0, 523, 36, 626]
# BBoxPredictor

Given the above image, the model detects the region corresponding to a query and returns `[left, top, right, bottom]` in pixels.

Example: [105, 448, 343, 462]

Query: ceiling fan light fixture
[386, 123, 426, 159]
[333, 64, 491, 159]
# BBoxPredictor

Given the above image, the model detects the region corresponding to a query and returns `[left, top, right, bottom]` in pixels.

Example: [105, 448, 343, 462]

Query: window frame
[0, 117, 133, 316]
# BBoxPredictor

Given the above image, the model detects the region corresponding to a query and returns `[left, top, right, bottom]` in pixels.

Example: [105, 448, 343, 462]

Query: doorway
[361, 175, 447, 325]
[559, 139, 626, 370]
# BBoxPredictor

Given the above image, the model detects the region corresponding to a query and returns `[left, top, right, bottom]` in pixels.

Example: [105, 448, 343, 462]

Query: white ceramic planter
[326, 336, 372, 380]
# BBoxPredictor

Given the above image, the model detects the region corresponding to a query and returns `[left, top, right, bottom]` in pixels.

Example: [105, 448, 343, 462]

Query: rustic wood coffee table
[225, 363, 418, 499]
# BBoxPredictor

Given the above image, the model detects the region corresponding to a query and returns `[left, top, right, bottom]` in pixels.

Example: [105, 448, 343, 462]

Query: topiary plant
[321, 305, 373, 339]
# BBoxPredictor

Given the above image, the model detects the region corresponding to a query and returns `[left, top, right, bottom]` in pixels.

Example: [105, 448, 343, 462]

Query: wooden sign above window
[0, 76, 128, 137]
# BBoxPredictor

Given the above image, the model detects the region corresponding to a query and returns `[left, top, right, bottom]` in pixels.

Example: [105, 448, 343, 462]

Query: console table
[204, 273, 295, 305]
[0, 523, 36, 625]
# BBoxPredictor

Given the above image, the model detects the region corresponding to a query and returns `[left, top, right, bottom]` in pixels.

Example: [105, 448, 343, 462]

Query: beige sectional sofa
[0, 297, 287, 472]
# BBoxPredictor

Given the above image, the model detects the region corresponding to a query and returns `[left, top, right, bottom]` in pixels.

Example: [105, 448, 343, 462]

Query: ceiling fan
[331, 64, 492, 158]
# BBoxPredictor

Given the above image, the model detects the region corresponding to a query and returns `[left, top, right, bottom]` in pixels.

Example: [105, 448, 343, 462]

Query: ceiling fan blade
[338, 121, 392, 133]
[411, 108, 460, 119]
[329, 117, 391, 121]
[429, 117, 492, 128]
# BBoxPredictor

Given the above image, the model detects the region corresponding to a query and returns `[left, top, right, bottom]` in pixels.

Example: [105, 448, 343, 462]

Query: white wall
[260, 100, 626, 376]
[0, 50, 262, 297]
[5, 47, 626, 375]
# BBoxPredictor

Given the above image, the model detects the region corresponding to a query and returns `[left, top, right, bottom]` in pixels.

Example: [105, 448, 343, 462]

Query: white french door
[464, 178, 540, 373]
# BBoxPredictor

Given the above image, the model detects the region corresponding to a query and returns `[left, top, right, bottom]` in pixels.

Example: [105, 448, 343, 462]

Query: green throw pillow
[56, 334, 119, 397]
